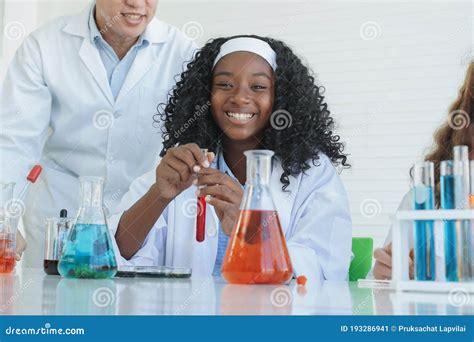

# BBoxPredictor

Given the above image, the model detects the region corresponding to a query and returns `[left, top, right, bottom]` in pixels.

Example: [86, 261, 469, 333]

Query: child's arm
[114, 143, 209, 260]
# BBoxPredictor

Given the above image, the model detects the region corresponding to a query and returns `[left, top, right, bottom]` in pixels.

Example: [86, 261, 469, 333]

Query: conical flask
[221, 150, 293, 284]
[58, 177, 117, 279]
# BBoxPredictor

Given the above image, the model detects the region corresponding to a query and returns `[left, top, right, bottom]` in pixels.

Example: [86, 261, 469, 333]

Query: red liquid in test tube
[196, 196, 206, 242]
[196, 149, 208, 242]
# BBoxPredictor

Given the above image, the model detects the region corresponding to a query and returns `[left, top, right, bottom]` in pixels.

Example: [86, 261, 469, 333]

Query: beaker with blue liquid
[412, 162, 435, 281]
[58, 177, 117, 279]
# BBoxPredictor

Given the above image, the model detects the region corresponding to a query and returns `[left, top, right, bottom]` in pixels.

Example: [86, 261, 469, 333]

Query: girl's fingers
[183, 143, 209, 168]
[161, 164, 183, 184]
[204, 195, 233, 212]
[171, 147, 200, 173]
[198, 184, 239, 204]
[197, 172, 241, 193]
[166, 157, 191, 183]
[373, 248, 392, 267]
[374, 262, 392, 280]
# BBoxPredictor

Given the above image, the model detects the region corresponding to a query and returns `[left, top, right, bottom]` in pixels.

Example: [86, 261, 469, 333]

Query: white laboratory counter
[0, 268, 472, 315]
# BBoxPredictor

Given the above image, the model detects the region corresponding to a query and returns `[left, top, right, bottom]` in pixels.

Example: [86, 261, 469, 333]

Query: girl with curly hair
[373, 60, 474, 280]
[110, 35, 352, 282]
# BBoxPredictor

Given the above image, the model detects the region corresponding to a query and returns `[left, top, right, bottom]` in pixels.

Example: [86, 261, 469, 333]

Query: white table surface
[0, 268, 472, 315]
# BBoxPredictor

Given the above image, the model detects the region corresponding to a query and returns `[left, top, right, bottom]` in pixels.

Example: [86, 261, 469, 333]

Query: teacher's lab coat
[0, 3, 196, 267]
[108, 153, 353, 283]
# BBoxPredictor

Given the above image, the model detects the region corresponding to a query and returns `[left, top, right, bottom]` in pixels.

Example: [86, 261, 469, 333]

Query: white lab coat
[108, 153, 353, 283]
[0, 3, 196, 267]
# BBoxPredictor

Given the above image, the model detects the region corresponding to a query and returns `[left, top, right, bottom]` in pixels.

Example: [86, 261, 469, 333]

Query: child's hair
[155, 35, 349, 190]
[423, 60, 473, 205]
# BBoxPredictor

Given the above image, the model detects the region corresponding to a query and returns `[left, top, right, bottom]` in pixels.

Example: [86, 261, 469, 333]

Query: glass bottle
[221, 150, 293, 284]
[0, 182, 18, 274]
[58, 177, 117, 279]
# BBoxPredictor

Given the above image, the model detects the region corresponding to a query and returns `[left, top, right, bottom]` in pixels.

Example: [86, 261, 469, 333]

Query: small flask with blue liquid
[58, 177, 117, 279]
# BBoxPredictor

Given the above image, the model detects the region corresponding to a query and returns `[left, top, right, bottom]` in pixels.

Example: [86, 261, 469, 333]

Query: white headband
[212, 37, 277, 70]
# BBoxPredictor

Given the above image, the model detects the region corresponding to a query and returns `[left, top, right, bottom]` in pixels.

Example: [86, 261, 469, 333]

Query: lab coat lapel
[114, 18, 168, 104]
[269, 158, 300, 237]
[78, 40, 115, 105]
[63, 5, 114, 106]
[115, 45, 157, 104]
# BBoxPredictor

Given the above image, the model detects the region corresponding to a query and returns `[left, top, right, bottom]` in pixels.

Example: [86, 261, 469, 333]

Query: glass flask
[0, 183, 19, 274]
[58, 177, 117, 279]
[221, 150, 293, 284]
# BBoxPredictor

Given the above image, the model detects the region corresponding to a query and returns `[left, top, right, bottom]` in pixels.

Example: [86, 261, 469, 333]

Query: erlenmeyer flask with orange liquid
[221, 150, 293, 284]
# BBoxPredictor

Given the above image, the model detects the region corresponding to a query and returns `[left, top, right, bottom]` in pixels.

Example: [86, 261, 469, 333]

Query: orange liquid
[0, 239, 15, 273]
[221, 210, 293, 284]
[470, 195, 474, 209]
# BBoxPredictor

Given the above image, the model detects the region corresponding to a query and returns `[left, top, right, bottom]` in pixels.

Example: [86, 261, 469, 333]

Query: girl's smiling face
[211, 51, 275, 143]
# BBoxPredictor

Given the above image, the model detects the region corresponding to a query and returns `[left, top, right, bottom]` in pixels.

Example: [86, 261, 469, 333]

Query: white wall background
[1, 0, 473, 249]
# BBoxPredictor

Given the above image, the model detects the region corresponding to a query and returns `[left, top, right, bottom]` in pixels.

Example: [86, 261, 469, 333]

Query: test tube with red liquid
[196, 149, 208, 242]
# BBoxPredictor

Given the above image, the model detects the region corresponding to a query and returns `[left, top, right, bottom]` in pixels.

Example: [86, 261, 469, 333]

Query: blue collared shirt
[88, 6, 149, 99]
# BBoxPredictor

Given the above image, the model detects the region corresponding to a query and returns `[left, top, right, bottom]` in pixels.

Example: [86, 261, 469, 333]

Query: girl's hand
[373, 242, 414, 279]
[15, 231, 26, 261]
[155, 143, 211, 201]
[195, 168, 243, 236]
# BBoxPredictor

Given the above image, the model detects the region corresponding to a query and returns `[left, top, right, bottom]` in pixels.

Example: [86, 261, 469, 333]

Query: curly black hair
[154, 34, 349, 190]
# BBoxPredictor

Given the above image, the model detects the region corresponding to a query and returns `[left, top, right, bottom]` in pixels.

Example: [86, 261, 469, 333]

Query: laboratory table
[0, 268, 472, 315]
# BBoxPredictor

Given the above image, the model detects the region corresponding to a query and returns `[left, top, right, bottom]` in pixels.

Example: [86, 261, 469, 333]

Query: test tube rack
[392, 209, 474, 293]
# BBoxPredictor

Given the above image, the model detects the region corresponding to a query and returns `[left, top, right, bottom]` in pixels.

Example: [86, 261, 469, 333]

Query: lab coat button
[113, 111, 122, 118]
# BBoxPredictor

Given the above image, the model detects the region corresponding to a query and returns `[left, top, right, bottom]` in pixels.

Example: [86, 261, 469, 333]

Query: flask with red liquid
[221, 150, 293, 284]
[0, 183, 17, 273]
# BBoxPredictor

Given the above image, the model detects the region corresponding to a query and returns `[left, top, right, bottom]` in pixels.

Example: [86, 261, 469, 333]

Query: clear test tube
[440, 161, 457, 281]
[453, 145, 473, 281]
[412, 161, 436, 281]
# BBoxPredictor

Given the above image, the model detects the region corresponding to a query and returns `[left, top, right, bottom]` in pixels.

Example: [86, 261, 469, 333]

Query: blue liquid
[58, 224, 117, 279]
[413, 186, 435, 281]
[441, 175, 458, 281]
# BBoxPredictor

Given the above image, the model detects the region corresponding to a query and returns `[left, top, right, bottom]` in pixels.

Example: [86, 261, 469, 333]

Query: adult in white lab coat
[111, 36, 353, 282]
[372, 60, 474, 280]
[0, 0, 196, 267]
